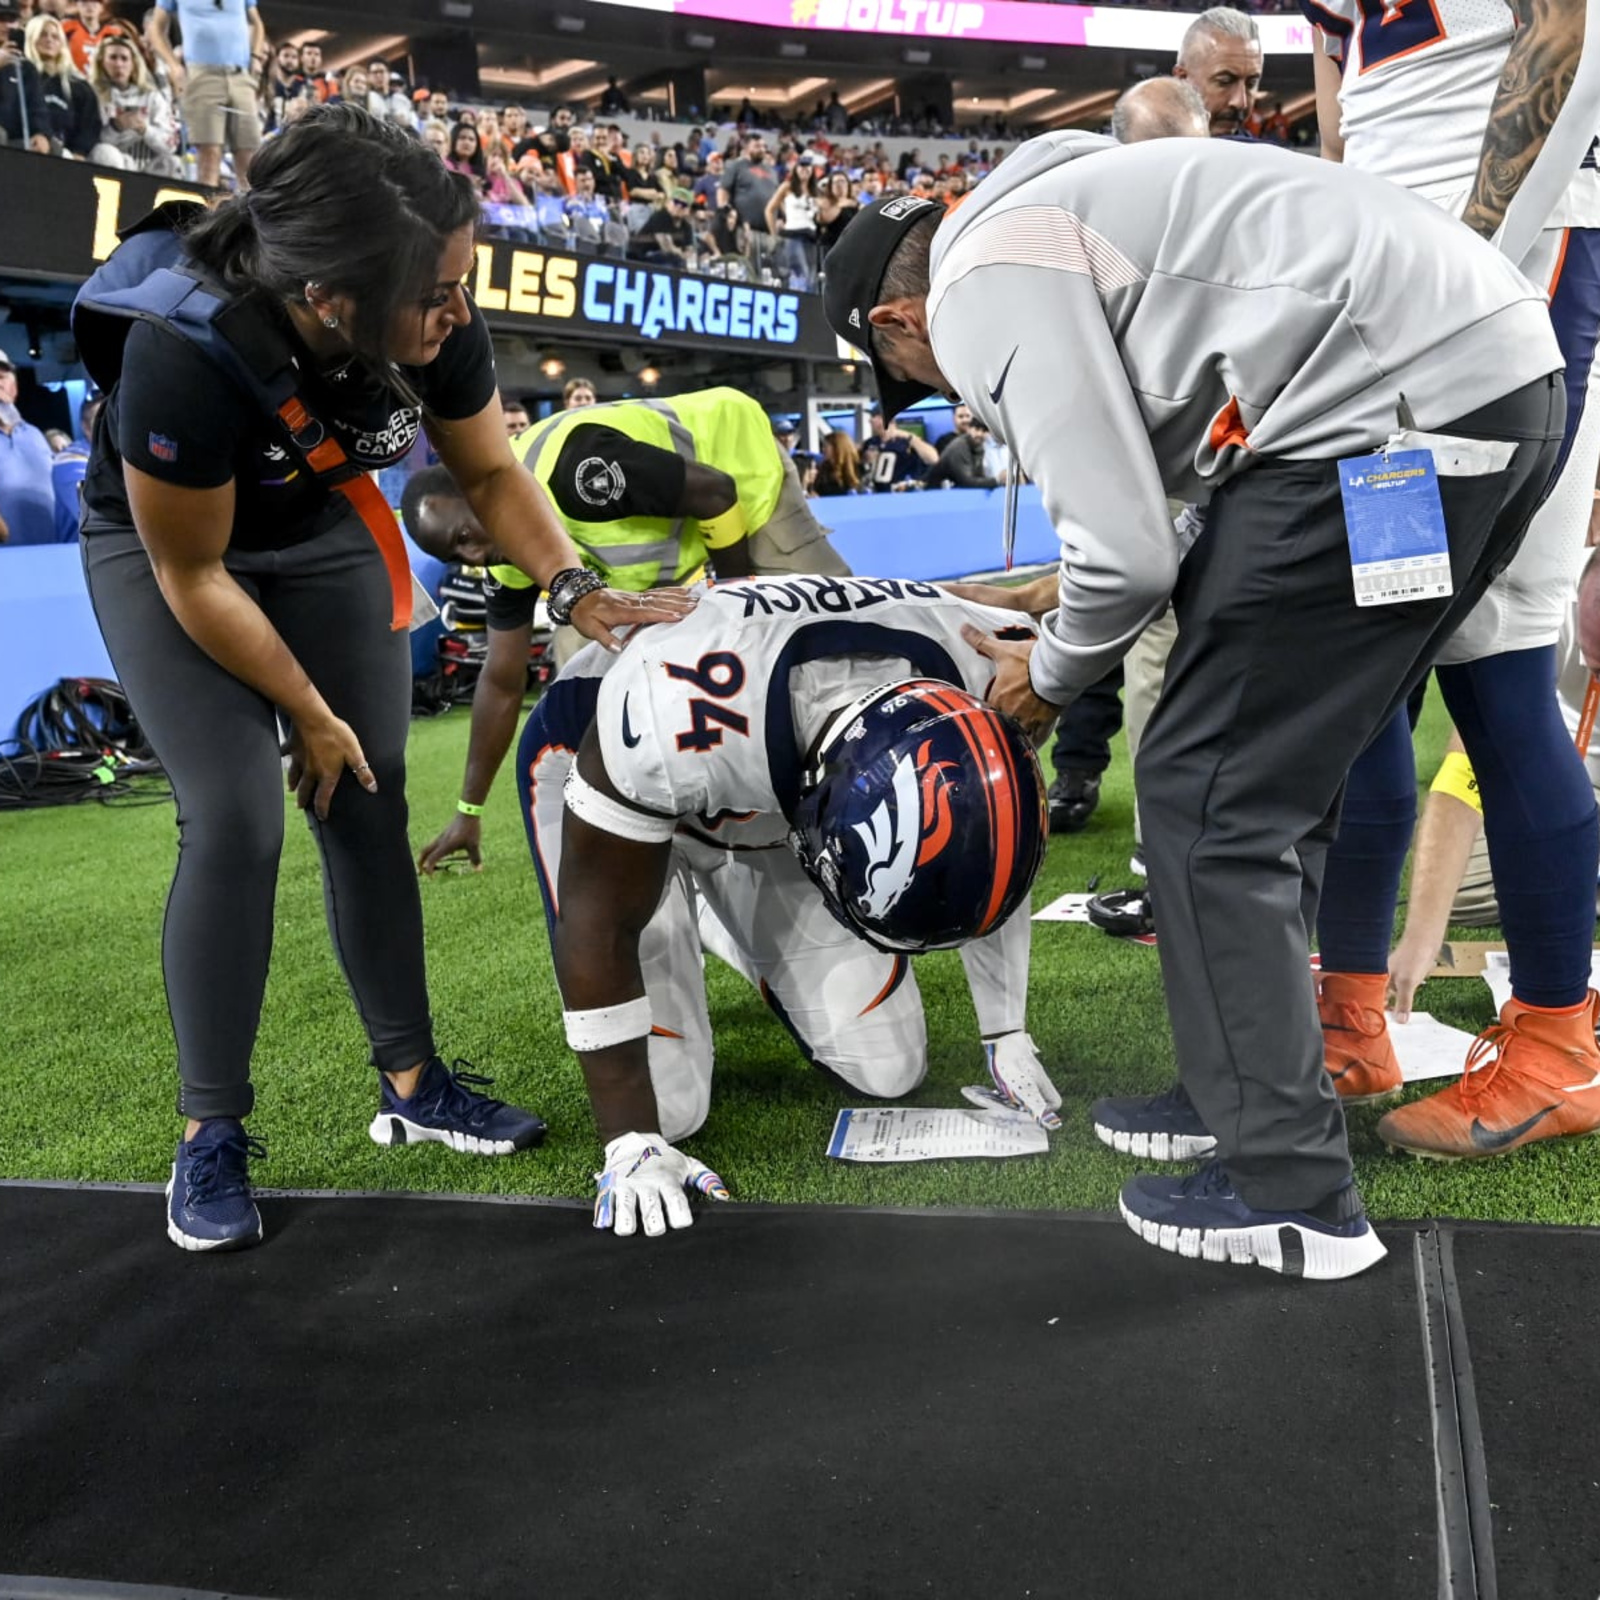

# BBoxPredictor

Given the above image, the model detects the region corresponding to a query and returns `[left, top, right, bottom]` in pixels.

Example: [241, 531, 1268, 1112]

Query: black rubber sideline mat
[0, 1185, 1455, 1600]
[1448, 1224, 1600, 1600]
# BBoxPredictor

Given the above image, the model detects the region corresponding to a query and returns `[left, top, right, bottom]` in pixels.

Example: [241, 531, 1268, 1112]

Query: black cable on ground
[0, 742, 171, 811]
[15, 678, 152, 759]
[1, 679, 170, 811]
[1415, 1226, 1498, 1600]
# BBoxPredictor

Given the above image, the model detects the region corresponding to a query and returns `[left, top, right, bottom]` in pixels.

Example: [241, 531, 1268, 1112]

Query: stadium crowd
[1, 0, 1315, 294]
[0, 0, 1317, 548]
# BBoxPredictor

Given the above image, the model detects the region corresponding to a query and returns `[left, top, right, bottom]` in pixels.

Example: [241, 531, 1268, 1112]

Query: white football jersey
[1547, 134, 1600, 228]
[593, 576, 1038, 849]
[1308, 0, 1600, 224]
[1306, 0, 1516, 203]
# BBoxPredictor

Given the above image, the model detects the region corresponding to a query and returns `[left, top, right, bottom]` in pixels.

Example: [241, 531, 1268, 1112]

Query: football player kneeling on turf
[521, 574, 1059, 1238]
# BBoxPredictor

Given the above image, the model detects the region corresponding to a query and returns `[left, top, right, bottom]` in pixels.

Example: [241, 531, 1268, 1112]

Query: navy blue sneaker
[1118, 1161, 1388, 1280]
[1092, 1082, 1217, 1162]
[369, 1057, 547, 1155]
[166, 1119, 265, 1253]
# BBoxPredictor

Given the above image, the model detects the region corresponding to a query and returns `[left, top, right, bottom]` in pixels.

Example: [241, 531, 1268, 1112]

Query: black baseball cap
[822, 194, 943, 421]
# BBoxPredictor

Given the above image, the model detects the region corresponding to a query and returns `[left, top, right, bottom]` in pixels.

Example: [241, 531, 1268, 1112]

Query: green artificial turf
[3, 685, 1598, 1226]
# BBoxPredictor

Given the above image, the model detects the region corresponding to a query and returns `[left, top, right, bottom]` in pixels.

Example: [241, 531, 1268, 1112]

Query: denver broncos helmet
[788, 679, 1048, 954]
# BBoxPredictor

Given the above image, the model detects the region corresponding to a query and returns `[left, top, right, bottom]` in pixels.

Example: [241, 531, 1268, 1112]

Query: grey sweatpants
[1135, 374, 1564, 1211]
[83, 513, 435, 1121]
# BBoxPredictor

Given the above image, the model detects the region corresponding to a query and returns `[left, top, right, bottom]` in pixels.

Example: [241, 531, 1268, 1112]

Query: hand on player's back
[960, 624, 1060, 742]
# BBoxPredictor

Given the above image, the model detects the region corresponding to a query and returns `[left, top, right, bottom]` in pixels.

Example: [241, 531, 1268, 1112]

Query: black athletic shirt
[83, 294, 497, 552]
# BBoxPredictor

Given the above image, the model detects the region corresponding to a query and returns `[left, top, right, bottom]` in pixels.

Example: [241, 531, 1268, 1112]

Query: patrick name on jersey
[591, 574, 1037, 854]
[727, 574, 946, 617]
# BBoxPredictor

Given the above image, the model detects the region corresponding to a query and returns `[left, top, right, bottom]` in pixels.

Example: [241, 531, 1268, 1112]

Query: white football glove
[961, 1031, 1063, 1129]
[592, 1131, 729, 1239]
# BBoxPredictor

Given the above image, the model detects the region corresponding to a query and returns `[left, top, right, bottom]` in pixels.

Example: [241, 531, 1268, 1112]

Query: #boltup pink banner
[595, 0, 1317, 52]
[678, 0, 1092, 46]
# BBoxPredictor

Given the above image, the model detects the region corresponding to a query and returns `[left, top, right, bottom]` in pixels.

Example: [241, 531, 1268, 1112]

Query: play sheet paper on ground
[826, 1106, 1050, 1162]
[1032, 893, 1096, 923]
[1387, 1012, 1476, 1083]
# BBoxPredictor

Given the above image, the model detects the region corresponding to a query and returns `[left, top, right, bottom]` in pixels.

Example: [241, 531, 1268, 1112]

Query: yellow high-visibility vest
[505, 387, 784, 592]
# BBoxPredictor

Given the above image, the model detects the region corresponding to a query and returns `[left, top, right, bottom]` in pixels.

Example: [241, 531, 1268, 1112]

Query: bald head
[1174, 5, 1263, 136]
[1112, 77, 1212, 144]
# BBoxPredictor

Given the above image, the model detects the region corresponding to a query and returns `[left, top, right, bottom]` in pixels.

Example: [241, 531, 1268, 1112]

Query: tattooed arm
[1460, 0, 1587, 240]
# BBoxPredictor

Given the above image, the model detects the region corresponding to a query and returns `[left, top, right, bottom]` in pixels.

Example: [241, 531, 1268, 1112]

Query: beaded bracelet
[546, 567, 606, 627]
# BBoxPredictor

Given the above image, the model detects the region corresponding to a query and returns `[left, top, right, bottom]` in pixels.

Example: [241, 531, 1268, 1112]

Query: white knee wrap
[563, 996, 654, 1052]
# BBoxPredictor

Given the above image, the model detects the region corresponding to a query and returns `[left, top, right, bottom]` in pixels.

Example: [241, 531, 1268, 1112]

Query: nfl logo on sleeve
[878, 195, 936, 222]
[148, 433, 179, 463]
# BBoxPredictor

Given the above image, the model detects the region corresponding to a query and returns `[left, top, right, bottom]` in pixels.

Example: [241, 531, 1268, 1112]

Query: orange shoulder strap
[275, 396, 413, 632]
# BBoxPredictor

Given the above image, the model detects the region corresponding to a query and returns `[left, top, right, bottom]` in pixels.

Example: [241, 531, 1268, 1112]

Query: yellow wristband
[457, 800, 485, 817]
[1429, 750, 1482, 815]
[698, 503, 749, 550]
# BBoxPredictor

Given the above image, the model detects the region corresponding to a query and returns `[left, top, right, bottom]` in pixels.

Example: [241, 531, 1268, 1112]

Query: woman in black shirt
[813, 428, 864, 497]
[816, 171, 859, 254]
[707, 205, 748, 274]
[82, 106, 689, 1252]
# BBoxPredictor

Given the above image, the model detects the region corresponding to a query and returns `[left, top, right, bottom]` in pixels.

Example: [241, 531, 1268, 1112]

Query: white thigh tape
[564, 766, 677, 843]
[564, 996, 653, 1052]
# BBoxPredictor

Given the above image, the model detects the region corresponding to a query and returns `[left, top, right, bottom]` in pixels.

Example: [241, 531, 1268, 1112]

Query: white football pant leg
[526, 741, 715, 1144]
[1439, 232, 1600, 666]
[695, 894, 758, 986]
[680, 837, 929, 1099]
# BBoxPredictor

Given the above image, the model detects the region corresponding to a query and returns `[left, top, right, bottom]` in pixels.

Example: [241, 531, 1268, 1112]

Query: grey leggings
[83, 514, 435, 1120]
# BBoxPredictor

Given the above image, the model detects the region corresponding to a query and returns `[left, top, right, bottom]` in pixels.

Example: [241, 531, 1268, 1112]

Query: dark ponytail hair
[183, 104, 479, 381]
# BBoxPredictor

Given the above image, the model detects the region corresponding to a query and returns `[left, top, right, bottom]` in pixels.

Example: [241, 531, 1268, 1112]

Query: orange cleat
[1378, 992, 1600, 1160]
[1319, 971, 1403, 1104]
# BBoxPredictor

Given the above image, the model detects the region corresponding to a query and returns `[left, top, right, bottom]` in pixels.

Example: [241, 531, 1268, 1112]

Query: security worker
[408, 385, 849, 872]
